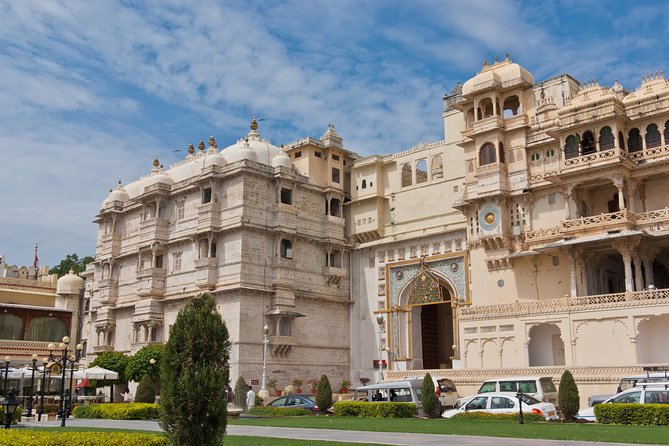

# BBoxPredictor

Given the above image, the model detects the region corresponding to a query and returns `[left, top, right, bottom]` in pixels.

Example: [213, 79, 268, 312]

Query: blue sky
[1, 0, 668, 269]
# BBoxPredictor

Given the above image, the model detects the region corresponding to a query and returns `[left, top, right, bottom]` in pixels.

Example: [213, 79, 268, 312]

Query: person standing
[245, 385, 256, 411]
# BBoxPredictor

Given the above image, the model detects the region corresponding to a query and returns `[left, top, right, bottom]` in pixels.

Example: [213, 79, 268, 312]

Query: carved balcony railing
[627, 144, 669, 163]
[98, 278, 119, 305]
[197, 203, 220, 232]
[136, 268, 167, 297]
[139, 218, 169, 243]
[194, 258, 217, 290]
[323, 215, 346, 240]
[561, 209, 634, 233]
[99, 233, 121, 257]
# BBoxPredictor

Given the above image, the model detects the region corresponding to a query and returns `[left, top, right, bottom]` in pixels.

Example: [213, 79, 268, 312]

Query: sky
[1, 0, 668, 269]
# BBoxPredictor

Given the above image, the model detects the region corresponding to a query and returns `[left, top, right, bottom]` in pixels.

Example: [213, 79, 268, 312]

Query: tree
[49, 253, 94, 277]
[421, 373, 440, 418]
[126, 344, 164, 383]
[159, 293, 230, 446]
[135, 374, 156, 403]
[234, 376, 248, 410]
[558, 369, 580, 421]
[315, 375, 332, 414]
[90, 351, 130, 403]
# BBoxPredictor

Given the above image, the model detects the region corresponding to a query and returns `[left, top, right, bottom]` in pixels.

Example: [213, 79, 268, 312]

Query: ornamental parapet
[459, 288, 669, 321]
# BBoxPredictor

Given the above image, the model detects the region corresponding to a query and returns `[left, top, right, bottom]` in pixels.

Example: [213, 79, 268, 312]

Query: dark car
[267, 395, 318, 412]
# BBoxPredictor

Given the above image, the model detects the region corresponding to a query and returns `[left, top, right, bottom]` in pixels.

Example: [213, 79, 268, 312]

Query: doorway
[418, 298, 454, 369]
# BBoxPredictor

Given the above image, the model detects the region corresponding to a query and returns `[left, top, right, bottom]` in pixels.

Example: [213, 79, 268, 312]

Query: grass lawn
[230, 416, 669, 445]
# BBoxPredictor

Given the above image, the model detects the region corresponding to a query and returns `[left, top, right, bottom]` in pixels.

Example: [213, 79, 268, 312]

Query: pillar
[563, 184, 575, 220]
[622, 250, 634, 292]
[632, 252, 644, 291]
[612, 175, 626, 211]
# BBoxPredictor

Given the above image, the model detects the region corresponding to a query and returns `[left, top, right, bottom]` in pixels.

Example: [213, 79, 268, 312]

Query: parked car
[588, 371, 669, 406]
[443, 392, 559, 421]
[434, 377, 459, 408]
[577, 383, 669, 422]
[267, 395, 319, 412]
[353, 379, 427, 414]
[457, 376, 557, 407]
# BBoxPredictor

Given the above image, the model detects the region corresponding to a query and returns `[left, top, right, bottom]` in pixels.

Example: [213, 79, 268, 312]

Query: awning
[500, 250, 541, 260]
[264, 308, 306, 318]
[534, 230, 645, 252]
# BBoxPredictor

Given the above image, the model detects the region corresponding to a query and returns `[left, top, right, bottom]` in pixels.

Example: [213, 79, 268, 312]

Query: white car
[577, 384, 669, 422]
[442, 392, 559, 421]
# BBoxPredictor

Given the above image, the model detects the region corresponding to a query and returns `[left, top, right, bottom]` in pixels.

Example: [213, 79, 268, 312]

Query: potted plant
[292, 378, 303, 394]
[340, 379, 352, 394]
[308, 378, 319, 394]
[267, 378, 279, 396]
[359, 377, 370, 387]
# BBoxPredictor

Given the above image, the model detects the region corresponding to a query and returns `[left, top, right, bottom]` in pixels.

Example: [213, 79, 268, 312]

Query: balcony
[197, 203, 221, 232]
[136, 268, 166, 297]
[139, 218, 169, 243]
[93, 345, 114, 354]
[323, 215, 345, 240]
[627, 144, 669, 164]
[323, 265, 346, 287]
[98, 278, 119, 305]
[194, 258, 218, 290]
[99, 233, 121, 257]
[561, 209, 635, 235]
[472, 115, 505, 135]
[273, 203, 298, 231]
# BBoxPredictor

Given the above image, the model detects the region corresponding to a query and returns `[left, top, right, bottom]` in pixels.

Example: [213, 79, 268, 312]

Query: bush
[557, 369, 579, 421]
[160, 294, 231, 446]
[315, 375, 332, 414]
[0, 430, 166, 445]
[333, 401, 417, 418]
[72, 403, 160, 420]
[234, 376, 248, 410]
[135, 374, 156, 403]
[595, 403, 669, 425]
[422, 372, 439, 418]
[450, 412, 545, 422]
[126, 344, 164, 383]
[248, 406, 312, 416]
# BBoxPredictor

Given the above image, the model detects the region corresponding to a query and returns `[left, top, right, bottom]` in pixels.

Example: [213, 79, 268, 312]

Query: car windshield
[519, 394, 540, 405]
[439, 379, 457, 392]
[540, 378, 556, 392]
[611, 391, 641, 404]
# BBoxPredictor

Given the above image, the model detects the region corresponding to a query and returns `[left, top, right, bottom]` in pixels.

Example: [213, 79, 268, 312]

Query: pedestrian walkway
[25, 419, 655, 446]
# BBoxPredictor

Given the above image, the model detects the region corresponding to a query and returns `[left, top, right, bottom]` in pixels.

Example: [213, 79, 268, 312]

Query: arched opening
[628, 128, 642, 152]
[479, 98, 494, 118]
[664, 121, 669, 146]
[646, 124, 661, 148]
[27, 317, 67, 342]
[465, 109, 475, 129]
[479, 143, 496, 166]
[431, 155, 443, 179]
[599, 126, 614, 150]
[409, 284, 454, 370]
[0, 314, 23, 340]
[582, 131, 596, 155]
[401, 164, 412, 187]
[637, 315, 669, 363]
[498, 142, 505, 163]
[618, 131, 626, 150]
[502, 95, 520, 118]
[564, 135, 579, 159]
[416, 159, 427, 183]
[361, 179, 367, 189]
[528, 323, 565, 366]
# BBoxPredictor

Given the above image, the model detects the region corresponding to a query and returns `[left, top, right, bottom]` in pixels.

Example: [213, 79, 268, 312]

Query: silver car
[443, 392, 559, 421]
[577, 384, 669, 422]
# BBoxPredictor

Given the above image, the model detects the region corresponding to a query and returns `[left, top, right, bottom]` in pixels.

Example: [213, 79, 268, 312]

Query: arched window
[664, 121, 669, 146]
[582, 131, 596, 155]
[628, 128, 642, 152]
[545, 149, 556, 158]
[401, 164, 412, 187]
[361, 179, 367, 189]
[479, 143, 496, 166]
[431, 155, 443, 179]
[280, 239, 293, 259]
[465, 109, 475, 129]
[27, 317, 67, 342]
[646, 124, 661, 148]
[479, 98, 494, 118]
[0, 314, 23, 340]
[618, 131, 625, 150]
[416, 159, 427, 183]
[502, 95, 520, 118]
[599, 126, 614, 150]
[530, 153, 541, 161]
[564, 135, 578, 159]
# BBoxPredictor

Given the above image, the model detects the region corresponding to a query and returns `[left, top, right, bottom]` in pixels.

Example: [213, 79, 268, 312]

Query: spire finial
[198, 140, 205, 151]
[153, 158, 160, 167]
[250, 117, 258, 131]
[209, 135, 216, 147]
[188, 143, 195, 155]
[505, 52, 509, 60]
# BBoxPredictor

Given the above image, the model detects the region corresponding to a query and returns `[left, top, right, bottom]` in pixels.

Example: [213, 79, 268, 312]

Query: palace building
[84, 58, 669, 402]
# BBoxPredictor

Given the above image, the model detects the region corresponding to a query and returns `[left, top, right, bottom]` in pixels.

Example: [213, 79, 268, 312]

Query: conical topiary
[421, 373, 440, 418]
[234, 376, 248, 410]
[135, 374, 156, 403]
[315, 375, 332, 414]
[558, 369, 580, 421]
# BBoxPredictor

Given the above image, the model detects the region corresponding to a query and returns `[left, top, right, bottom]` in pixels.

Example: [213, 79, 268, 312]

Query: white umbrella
[75, 366, 119, 380]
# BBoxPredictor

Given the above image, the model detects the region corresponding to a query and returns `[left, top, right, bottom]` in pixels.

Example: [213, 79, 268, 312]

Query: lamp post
[376, 315, 385, 383]
[258, 325, 270, 399]
[2, 357, 10, 395]
[26, 354, 39, 417]
[1, 387, 18, 429]
[46, 336, 82, 427]
[38, 358, 48, 422]
[517, 389, 524, 425]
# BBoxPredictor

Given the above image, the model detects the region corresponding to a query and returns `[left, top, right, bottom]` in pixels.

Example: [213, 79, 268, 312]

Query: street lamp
[38, 358, 48, 422]
[376, 315, 385, 383]
[46, 336, 82, 427]
[2, 357, 10, 395]
[1, 387, 18, 429]
[26, 354, 39, 418]
[516, 389, 524, 425]
[258, 325, 270, 398]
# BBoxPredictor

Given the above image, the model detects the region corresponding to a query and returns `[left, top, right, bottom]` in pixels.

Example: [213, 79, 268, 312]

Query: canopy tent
[73, 366, 119, 380]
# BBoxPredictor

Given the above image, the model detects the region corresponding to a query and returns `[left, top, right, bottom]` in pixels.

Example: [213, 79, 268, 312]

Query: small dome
[142, 159, 174, 192]
[56, 269, 85, 294]
[102, 181, 129, 208]
[272, 146, 292, 169]
[221, 118, 280, 165]
[204, 152, 227, 168]
[462, 56, 534, 97]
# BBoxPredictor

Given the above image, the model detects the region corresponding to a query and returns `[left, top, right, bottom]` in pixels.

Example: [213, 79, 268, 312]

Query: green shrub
[248, 406, 312, 416]
[450, 411, 545, 422]
[422, 372, 439, 418]
[595, 403, 669, 425]
[234, 376, 248, 410]
[0, 431, 167, 445]
[135, 374, 156, 403]
[72, 403, 159, 420]
[315, 375, 332, 414]
[557, 369, 579, 421]
[333, 401, 417, 418]
[126, 344, 164, 383]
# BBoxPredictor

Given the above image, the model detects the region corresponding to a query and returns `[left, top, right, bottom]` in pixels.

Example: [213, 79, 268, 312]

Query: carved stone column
[563, 184, 575, 220]
[612, 174, 626, 211]
[561, 248, 578, 297]
[612, 237, 641, 292]
[632, 251, 644, 291]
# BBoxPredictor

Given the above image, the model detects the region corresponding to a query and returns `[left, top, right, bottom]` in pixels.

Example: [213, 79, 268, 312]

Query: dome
[102, 181, 129, 208]
[272, 146, 292, 169]
[203, 135, 227, 168]
[221, 118, 280, 165]
[56, 269, 85, 294]
[141, 159, 174, 192]
[462, 56, 534, 97]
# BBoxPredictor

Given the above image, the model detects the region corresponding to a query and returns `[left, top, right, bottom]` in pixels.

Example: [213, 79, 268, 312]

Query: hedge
[73, 403, 159, 420]
[0, 431, 166, 446]
[450, 412, 545, 423]
[248, 406, 312, 416]
[333, 401, 417, 418]
[594, 403, 669, 425]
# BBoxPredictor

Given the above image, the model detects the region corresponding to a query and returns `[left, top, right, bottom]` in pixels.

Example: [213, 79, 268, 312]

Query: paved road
[25, 419, 657, 446]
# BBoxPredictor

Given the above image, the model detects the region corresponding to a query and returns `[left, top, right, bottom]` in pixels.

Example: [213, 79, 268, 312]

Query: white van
[353, 379, 425, 414]
[476, 376, 557, 406]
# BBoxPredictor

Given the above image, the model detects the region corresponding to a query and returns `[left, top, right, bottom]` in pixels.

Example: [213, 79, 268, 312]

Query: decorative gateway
[408, 259, 444, 305]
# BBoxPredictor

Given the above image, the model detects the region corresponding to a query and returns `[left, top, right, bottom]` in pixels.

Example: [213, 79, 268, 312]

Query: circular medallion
[478, 205, 501, 232]
[497, 279, 505, 287]
[395, 270, 404, 280]
[450, 262, 459, 272]
[485, 212, 496, 224]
